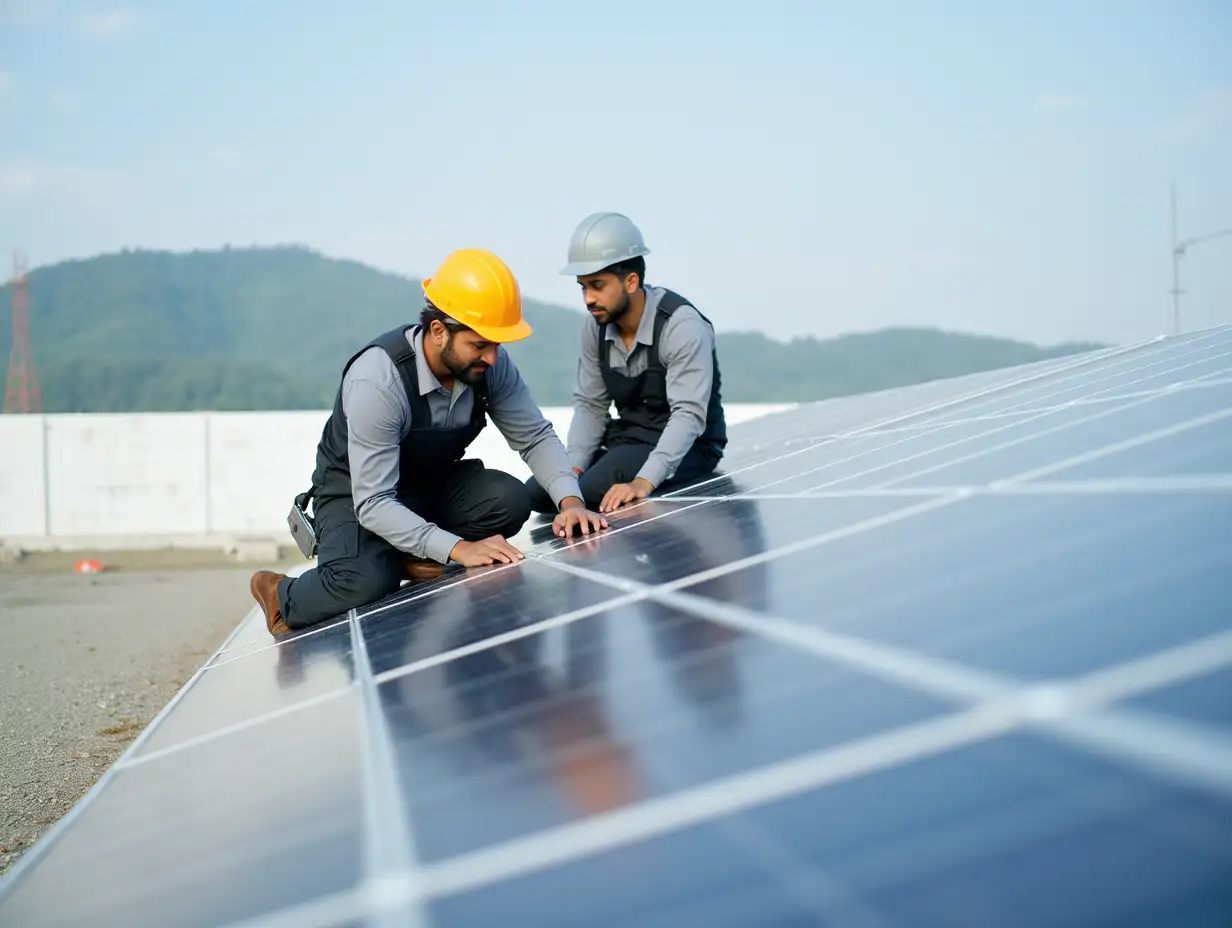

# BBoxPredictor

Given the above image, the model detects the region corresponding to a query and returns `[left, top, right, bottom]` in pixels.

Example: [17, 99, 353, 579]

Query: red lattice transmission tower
[4, 249, 43, 414]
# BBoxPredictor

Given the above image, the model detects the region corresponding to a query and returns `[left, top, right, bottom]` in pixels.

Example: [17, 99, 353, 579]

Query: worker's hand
[553, 499, 609, 539]
[600, 478, 654, 513]
[448, 535, 525, 567]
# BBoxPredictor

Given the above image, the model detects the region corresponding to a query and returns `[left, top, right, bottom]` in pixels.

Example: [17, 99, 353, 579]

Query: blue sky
[1, 0, 1230, 347]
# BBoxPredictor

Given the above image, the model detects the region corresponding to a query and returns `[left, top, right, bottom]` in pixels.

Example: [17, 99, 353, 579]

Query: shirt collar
[410, 325, 452, 397]
[603, 285, 662, 347]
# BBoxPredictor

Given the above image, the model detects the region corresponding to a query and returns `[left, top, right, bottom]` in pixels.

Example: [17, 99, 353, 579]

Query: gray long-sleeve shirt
[342, 326, 582, 563]
[567, 284, 716, 488]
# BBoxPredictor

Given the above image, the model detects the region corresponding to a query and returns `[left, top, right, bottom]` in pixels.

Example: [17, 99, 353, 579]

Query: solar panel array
[2, 325, 1230, 927]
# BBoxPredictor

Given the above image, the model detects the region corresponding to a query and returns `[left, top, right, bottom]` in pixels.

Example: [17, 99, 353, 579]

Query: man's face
[439, 325, 499, 386]
[577, 271, 635, 325]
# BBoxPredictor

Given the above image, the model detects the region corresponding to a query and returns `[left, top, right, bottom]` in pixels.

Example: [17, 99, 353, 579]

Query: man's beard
[589, 289, 630, 326]
[442, 336, 489, 386]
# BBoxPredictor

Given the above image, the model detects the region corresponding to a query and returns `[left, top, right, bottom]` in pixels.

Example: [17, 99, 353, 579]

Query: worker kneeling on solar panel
[250, 248, 609, 637]
[526, 212, 728, 514]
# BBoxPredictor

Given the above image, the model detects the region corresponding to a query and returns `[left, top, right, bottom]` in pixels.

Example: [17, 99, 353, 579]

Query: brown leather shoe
[404, 556, 444, 582]
[250, 570, 293, 636]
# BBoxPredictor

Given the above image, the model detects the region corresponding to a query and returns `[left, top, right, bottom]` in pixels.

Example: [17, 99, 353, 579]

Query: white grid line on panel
[836, 373, 1232, 441]
[410, 627, 1232, 903]
[816, 371, 1232, 493]
[353, 505, 717, 628]
[115, 687, 355, 770]
[793, 342, 1232, 452]
[207, 624, 1232, 927]
[349, 609, 431, 928]
[993, 404, 1232, 487]
[649, 337, 1170, 503]
[926, 342, 1232, 426]
[371, 588, 650, 687]
[637, 751, 895, 928]
[693, 328, 1232, 497]
[668, 474, 1232, 500]
[218, 886, 366, 928]
[417, 705, 1025, 899]
[208, 615, 352, 668]
[692, 346, 1232, 504]
[1048, 707, 1232, 802]
[0, 580, 277, 903]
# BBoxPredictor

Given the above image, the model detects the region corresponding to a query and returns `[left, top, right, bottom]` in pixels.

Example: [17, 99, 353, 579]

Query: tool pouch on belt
[286, 487, 319, 559]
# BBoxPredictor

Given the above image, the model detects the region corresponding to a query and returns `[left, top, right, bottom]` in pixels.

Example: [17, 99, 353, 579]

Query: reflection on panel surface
[429, 733, 1232, 928]
[136, 619, 354, 757]
[359, 560, 628, 679]
[0, 692, 364, 928]
[379, 601, 952, 863]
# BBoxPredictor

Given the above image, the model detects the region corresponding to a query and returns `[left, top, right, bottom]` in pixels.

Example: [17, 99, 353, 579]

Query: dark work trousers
[525, 439, 721, 514]
[278, 460, 532, 630]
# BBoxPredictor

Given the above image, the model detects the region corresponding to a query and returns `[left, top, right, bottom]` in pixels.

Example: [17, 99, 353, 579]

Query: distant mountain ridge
[0, 245, 1107, 413]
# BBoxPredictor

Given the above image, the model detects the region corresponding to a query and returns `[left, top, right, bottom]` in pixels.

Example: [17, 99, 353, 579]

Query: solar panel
[2, 324, 1230, 927]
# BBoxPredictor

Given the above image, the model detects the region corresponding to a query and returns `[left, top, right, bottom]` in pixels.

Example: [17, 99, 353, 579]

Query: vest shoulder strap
[649, 288, 706, 370]
[363, 325, 422, 416]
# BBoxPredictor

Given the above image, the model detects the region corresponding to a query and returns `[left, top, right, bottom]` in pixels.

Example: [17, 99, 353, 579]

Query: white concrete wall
[0, 405, 793, 549]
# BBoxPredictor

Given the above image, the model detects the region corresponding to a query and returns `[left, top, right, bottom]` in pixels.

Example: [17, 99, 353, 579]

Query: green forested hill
[0, 246, 1106, 413]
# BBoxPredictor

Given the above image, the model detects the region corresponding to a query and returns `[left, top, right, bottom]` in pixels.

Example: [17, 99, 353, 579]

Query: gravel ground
[0, 554, 281, 877]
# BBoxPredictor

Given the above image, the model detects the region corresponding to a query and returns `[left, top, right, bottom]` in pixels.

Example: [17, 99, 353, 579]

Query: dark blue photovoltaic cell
[428, 733, 1232, 928]
[3, 328, 1230, 928]
[1123, 668, 1232, 731]
[0, 691, 364, 928]
[135, 618, 354, 757]
[682, 493, 1232, 680]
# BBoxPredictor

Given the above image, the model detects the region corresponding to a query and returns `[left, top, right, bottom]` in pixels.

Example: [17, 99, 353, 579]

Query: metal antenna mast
[1170, 182, 1232, 336]
[3, 249, 43, 414]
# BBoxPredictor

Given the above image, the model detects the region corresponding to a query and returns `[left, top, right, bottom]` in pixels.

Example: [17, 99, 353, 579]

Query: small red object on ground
[74, 559, 105, 574]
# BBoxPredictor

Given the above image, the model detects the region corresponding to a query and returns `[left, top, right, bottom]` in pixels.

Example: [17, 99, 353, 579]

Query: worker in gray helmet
[525, 212, 728, 514]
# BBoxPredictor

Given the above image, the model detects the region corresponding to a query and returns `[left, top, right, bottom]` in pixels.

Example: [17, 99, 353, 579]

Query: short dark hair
[600, 256, 645, 289]
[419, 300, 472, 335]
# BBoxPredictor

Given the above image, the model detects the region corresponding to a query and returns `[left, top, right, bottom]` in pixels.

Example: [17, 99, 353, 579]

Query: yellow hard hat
[422, 248, 532, 343]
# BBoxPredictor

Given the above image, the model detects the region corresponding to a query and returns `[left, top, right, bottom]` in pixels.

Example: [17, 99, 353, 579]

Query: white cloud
[1031, 94, 1090, 113]
[0, 161, 87, 196]
[75, 8, 136, 38]
[0, 164, 51, 195]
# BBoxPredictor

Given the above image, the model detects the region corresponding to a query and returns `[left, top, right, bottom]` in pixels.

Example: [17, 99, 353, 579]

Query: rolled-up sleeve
[567, 317, 611, 472]
[486, 347, 582, 508]
[636, 307, 714, 488]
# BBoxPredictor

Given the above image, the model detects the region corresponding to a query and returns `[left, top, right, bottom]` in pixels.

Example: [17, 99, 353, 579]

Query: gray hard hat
[559, 211, 651, 276]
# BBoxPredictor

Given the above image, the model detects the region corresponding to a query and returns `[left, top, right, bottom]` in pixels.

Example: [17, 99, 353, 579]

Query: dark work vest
[311, 325, 489, 504]
[598, 288, 727, 455]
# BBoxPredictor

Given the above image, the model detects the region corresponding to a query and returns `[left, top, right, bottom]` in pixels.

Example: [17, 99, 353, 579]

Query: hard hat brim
[468, 316, 533, 344]
[558, 247, 652, 277]
[559, 259, 615, 276]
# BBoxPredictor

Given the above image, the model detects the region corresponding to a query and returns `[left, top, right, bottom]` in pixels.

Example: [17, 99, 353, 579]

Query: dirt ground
[0, 548, 301, 877]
